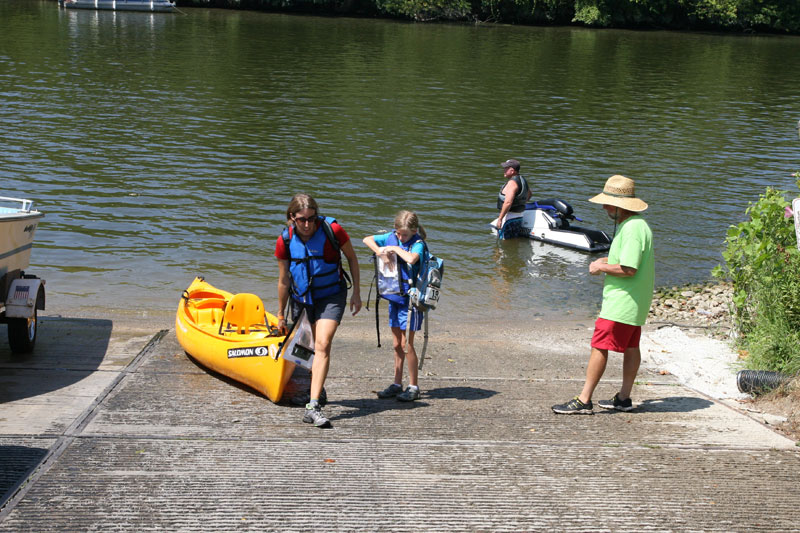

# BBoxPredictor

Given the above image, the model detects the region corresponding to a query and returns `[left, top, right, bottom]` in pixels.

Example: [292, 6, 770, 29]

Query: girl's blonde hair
[394, 210, 426, 240]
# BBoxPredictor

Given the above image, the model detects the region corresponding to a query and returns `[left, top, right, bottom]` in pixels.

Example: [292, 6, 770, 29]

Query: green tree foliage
[186, 0, 800, 32]
[452, 0, 800, 29]
[713, 177, 800, 373]
[376, 0, 472, 21]
[684, 0, 800, 32]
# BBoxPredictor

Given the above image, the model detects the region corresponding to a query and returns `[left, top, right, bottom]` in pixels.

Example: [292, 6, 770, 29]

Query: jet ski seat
[535, 198, 574, 219]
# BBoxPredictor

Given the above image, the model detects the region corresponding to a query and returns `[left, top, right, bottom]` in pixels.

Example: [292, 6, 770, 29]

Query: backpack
[407, 244, 443, 312]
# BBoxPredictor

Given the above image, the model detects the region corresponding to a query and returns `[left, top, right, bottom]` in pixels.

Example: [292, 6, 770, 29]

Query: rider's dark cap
[500, 159, 520, 172]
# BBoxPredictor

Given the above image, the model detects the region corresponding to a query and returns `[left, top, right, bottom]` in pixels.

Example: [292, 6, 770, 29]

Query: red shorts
[591, 318, 641, 353]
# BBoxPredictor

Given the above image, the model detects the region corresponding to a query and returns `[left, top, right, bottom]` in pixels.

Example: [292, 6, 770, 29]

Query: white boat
[491, 198, 612, 254]
[0, 197, 46, 353]
[59, 0, 177, 12]
[0, 197, 43, 279]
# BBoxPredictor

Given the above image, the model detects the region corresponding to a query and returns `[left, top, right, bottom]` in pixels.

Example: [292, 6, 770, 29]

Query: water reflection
[487, 236, 603, 319]
[2, 1, 799, 319]
[526, 240, 592, 276]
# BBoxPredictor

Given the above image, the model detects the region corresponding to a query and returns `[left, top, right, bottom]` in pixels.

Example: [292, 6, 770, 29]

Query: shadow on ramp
[634, 396, 715, 413]
[424, 386, 499, 401]
[0, 317, 112, 403]
[331, 385, 498, 421]
[330, 397, 430, 421]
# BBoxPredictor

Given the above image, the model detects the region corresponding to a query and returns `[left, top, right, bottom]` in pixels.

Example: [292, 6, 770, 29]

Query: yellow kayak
[175, 277, 295, 403]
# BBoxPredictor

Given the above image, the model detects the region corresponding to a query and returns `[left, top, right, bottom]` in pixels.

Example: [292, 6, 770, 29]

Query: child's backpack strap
[365, 254, 382, 348]
[374, 286, 381, 348]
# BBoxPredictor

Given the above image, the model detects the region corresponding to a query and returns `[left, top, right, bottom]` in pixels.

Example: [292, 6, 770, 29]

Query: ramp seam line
[0, 329, 167, 522]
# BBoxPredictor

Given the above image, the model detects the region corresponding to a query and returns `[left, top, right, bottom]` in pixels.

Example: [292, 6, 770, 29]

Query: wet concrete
[1, 311, 799, 531]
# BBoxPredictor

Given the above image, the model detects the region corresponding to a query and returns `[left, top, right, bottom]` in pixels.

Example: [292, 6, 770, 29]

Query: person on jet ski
[495, 158, 532, 230]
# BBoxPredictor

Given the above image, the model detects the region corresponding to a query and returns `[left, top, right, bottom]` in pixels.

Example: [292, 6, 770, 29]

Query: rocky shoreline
[648, 281, 735, 337]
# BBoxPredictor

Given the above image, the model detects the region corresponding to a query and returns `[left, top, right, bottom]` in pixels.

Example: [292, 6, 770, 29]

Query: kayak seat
[184, 298, 226, 326]
[196, 307, 224, 327]
[192, 298, 226, 310]
[221, 293, 268, 335]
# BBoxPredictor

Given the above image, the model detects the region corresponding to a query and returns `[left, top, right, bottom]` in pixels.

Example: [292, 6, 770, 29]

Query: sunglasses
[293, 215, 315, 224]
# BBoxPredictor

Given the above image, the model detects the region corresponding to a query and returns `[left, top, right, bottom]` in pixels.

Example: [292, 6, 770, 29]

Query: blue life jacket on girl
[281, 216, 345, 306]
[379, 232, 422, 305]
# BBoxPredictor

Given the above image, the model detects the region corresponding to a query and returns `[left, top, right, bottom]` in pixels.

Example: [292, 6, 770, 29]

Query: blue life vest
[281, 216, 344, 306]
[379, 232, 422, 305]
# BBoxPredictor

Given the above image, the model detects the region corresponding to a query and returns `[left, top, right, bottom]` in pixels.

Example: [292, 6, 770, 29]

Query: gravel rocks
[649, 281, 734, 332]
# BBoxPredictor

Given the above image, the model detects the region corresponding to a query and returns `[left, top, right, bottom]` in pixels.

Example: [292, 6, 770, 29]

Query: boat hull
[0, 210, 44, 280]
[176, 278, 295, 403]
[62, 0, 177, 12]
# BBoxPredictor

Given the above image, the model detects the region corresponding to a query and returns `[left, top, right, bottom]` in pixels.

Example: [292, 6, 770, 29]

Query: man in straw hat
[552, 175, 654, 415]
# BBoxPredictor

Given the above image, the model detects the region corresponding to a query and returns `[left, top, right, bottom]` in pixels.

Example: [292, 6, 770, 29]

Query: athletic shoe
[597, 393, 634, 412]
[376, 383, 403, 399]
[551, 397, 594, 415]
[303, 404, 331, 427]
[290, 387, 327, 406]
[396, 386, 420, 402]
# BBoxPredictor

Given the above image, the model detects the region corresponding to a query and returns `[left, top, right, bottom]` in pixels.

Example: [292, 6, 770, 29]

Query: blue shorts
[388, 301, 423, 331]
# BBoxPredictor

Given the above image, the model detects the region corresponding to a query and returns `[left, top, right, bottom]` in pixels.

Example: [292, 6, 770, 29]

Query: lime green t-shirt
[598, 215, 655, 326]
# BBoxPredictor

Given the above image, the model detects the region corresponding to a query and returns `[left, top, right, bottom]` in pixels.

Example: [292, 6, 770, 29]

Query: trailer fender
[6, 277, 45, 318]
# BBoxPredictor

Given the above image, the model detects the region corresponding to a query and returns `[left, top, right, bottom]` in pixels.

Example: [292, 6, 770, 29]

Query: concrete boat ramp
[1, 313, 799, 531]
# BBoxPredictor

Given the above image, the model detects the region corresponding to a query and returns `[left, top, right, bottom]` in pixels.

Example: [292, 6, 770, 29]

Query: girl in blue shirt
[363, 210, 427, 402]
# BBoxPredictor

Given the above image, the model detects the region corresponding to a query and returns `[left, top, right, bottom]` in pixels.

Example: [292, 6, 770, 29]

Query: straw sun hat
[588, 175, 648, 212]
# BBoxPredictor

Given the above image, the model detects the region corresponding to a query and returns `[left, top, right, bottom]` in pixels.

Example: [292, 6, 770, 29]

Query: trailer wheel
[8, 285, 43, 354]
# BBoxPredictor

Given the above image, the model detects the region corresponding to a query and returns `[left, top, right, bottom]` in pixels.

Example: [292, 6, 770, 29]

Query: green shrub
[714, 175, 800, 373]
[376, 0, 471, 20]
[572, 0, 609, 25]
[744, 281, 800, 374]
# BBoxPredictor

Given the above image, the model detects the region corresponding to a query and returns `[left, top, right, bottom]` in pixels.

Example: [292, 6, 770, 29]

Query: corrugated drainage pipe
[736, 370, 792, 395]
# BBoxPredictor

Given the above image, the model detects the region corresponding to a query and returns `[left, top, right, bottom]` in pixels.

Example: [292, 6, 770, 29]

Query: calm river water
[2, 0, 799, 321]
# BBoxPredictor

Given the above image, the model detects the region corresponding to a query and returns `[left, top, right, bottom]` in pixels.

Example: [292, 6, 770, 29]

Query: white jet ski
[491, 198, 612, 253]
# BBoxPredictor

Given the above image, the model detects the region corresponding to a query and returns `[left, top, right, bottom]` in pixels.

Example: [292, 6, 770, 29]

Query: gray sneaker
[396, 386, 420, 402]
[303, 404, 331, 427]
[376, 383, 403, 399]
[552, 396, 593, 415]
[291, 387, 327, 406]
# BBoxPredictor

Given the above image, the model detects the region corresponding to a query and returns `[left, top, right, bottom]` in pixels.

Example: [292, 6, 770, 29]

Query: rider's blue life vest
[375, 231, 422, 306]
[281, 216, 349, 306]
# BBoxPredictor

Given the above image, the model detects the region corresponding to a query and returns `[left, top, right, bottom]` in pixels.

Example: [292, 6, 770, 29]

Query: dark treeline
[184, 0, 800, 33]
